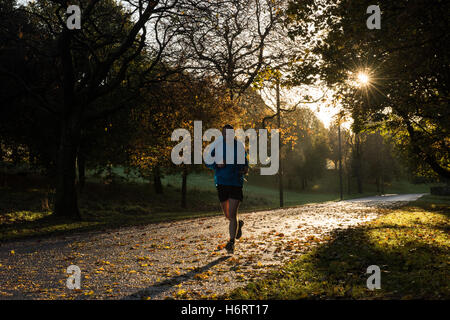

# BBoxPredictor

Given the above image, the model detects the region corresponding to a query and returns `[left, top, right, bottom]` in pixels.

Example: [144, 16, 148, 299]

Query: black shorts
[216, 185, 243, 202]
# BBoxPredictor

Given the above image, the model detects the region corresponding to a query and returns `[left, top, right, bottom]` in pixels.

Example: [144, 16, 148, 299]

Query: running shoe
[236, 220, 244, 239]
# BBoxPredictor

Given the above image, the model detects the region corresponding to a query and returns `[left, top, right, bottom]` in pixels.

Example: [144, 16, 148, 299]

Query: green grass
[0, 171, 440, 242]
[0, 182, 221, 241]
[226, 194, 450, 300]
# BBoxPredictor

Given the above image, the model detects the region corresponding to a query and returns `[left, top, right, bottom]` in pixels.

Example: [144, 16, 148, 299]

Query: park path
[0, 193, 425, 300]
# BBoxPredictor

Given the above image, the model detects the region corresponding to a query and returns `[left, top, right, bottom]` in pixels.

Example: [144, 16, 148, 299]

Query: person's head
[222, 124, 234, 143]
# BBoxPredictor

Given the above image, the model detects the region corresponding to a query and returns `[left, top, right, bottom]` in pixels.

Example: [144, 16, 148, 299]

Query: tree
[129, 72, 239, 206]
[287, 0, 450, 181]
[0, 0, 182, 218]
[0, 0, 60, 177]
[362, 132, 400, 194]
[279, 107, 329, 191]
[175, 0, 287, 100]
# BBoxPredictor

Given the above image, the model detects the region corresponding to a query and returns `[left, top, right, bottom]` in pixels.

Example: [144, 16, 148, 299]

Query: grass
[0, 182, 221, 241]
[226, 194, 450, 299]
[0, 170, 440, 242]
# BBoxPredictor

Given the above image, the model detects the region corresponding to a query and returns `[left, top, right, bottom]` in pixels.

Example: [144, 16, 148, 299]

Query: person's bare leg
[228, 198, 240, 240]
[220, 200, 230, 220]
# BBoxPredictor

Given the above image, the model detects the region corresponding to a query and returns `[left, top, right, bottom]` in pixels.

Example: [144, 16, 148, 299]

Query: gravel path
[0, 194, 425, 300]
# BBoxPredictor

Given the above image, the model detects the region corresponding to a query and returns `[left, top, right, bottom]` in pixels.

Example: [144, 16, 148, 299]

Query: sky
[260, 83, 347, 129]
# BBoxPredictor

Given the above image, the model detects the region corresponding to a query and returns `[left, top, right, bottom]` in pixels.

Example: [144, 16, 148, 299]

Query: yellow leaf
[176, 289, 187, 296]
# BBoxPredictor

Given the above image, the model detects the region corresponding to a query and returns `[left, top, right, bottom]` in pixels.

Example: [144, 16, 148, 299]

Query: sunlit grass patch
[227, 196, 450, 300]
[0, 210, 51, 224]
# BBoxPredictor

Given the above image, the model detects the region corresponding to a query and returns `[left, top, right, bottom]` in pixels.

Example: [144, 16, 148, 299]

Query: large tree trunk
[54, 119, 81, 219]
[54, 27, 81, 219]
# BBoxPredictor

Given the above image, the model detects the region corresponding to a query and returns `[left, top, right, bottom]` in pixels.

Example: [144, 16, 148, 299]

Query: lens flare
[357, 72, 370, 85]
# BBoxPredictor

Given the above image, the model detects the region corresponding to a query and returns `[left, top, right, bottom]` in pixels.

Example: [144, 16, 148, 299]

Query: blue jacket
[205, 139, 248, 187]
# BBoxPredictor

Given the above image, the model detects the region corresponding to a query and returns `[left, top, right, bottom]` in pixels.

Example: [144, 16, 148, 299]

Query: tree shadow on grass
[229, 209, 449, 299]
[125, 256, 231, 300]
[306, 226, 449, 299]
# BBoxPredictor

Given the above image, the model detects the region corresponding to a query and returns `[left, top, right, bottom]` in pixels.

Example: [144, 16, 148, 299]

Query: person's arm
[205, 162, 216, 170]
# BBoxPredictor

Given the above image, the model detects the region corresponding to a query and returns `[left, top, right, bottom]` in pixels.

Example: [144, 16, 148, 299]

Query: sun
[357, 72, 370, 86]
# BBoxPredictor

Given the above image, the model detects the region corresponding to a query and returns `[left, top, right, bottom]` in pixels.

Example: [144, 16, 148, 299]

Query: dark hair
[222, 124, 234, 130]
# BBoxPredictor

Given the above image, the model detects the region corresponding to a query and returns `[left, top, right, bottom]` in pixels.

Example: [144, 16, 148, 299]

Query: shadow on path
[125, 256, 231, 299]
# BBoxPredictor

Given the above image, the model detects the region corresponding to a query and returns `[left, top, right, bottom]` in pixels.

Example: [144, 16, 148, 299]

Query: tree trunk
[153, 166, 163, 194]
[355, 134, 363, 193]
[376, 176, 380, 194]
[347, 172, 351, 195]
[54, 120, 81, 219]
[77, 151, 86, 193]
[54, 27, 81, 219]
[276, 78, 283, 207]
[181, 166, 187, 208]
[338, 123, 343, 200]
[0, 143, 5, 187]
[403, 114, 450, 180]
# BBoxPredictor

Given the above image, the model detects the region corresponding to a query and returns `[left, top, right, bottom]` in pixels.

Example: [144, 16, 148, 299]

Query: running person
[206, 124, 248, 254]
